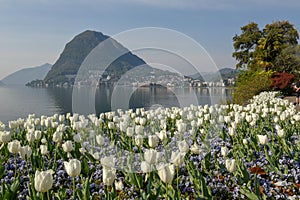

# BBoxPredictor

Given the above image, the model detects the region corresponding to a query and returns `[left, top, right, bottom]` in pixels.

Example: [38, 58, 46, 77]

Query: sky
[1, 0, 300, 79]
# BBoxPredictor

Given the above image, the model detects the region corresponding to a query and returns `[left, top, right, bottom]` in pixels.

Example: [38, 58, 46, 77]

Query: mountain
[0, 81, 4, 86]
[44, 30, 146, 86]
[2, 63, 52, 85]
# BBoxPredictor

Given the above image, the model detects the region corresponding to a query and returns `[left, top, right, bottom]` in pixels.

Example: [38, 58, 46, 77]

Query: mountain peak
[44, 30, 145, 86]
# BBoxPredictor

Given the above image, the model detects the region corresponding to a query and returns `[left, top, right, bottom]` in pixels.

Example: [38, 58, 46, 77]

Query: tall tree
[232, 20, 299, 72]
[232, 22, 262, 69]
[256, 21, 299, 71]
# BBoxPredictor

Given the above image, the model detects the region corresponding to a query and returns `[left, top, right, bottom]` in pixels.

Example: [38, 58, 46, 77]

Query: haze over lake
[0, 85, 232, 124]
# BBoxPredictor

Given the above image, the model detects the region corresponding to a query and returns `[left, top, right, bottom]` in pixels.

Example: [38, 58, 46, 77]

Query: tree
[232, 20, 299, 72]
[274, 45, 300, 78]
[232, 20, 299, 104]
[232, 22, 262, 69]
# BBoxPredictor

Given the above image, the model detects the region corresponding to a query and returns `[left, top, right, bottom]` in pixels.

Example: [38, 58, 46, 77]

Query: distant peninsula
[2, 63, 52, 85]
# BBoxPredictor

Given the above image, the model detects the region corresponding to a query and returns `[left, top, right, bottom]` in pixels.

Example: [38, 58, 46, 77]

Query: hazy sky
[1, 0, 300, 79]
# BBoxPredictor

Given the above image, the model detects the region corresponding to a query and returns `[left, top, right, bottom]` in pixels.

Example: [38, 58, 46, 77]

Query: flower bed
[0, 91, 300, 199]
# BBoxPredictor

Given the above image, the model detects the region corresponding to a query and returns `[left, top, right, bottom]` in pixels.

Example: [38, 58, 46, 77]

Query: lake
[0, 85, 232, 124]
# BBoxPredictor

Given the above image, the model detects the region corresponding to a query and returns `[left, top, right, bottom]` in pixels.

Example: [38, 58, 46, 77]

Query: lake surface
[0, 85, 232, 124]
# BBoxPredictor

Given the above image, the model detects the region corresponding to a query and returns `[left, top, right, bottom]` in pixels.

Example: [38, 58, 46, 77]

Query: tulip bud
[53, 131, 62, 143]
[157, 163, 175, 184]
[126, 127, 134, 137]
[101, 155, 115, 169]
[135, 135, 144, 147]
[257, 134, 268, 145]
[96, 135, 105, 146]
[115, 180, 124, 191]
[34, 170, 53, 193]
[190, 143, 201, 154]
[148, 135, 158, 148]
[144, 149, 157, 165]
[62, 141, 74, 153]
[221, 146, 229, 157]
[141, 161, 152, 173]
[26, 131, 35, 143]
[177, 122, 186, 133]
[64, 159, 81, 177]
[8, 140, 21, 154]
[40, 145, 48, 155]
[178, 140, 189, 154]
[19, 145, 32, 160]
[156, 130, 167, 141]
[135, 125, 144, 135]
[103, 167, 116, 186]
[277, 129, 284, 138]
[225, 159, 236, 173]
[34, 131, 42, 141]
[0, 131, 11, 143]
[170, 151, 185, 167]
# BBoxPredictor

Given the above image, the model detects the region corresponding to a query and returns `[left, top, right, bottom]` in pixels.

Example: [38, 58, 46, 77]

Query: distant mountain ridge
[44, 30, 146, 86]
[1, 63, 52, 85]
[0, 81, 4, 86]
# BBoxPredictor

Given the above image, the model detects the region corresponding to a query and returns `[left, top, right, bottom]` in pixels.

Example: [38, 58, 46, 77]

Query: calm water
[0, 85, 232, 124]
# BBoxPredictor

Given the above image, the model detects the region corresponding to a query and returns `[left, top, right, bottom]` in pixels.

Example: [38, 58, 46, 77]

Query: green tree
[232, 22, 262, 69]
[233, 20, 299, 72]
[232, 20, 299, 104]
[256, 21, 299, 71]
[274, 45, 300, 78]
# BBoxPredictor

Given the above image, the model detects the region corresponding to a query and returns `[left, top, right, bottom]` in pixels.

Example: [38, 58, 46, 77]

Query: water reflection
[0, 85, 232, 124]
[47, 85, 232, 116]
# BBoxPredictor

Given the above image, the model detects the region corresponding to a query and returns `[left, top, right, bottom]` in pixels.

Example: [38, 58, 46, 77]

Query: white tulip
[103, 167, 116, 186]
[101, 155, 115, 169]
[19, 145, 32, 160]
[34, 131, 42, 141]
[135, 125, 144, 135]
[157, 163, 175, 184]
[115, 180, 124, 191]
[108, 122, 114, 130]
[178, 140, 189, 154]
[26, 131, 35, 143]
[0, 131, 11, 143]
[64, 159, 81, 177]
[257, 134, 268, 145]
[135, 135, 144, 147]
[141, 161, 152, 173]
[148, 135, 158, 148]
[277, 129, 284, 138]
[170, 151, 185, 167]
[144, 149, 157, 165]
[96, 135, 105, 146]
[177, 122, 186, 133]
[53, 131, 62, 143]
[221, 146, 229, 157]
[62, 141, 74, 153]
[190, 143, 201, 154]
[126, 127, 134, 137]
[225, 159, 236, 173]
[156, 130, 167, 141]
[8, 140, 21, 154]
[34, 170, 53, 193]
[40, 145, 48, 155]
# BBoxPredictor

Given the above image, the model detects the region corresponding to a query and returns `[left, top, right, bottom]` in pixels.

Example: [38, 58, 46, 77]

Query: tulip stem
[14, 154, 17, 178]
[73, 177, 76, 199]
[166, 183, 168, 200]
[176, 166, 179, 192]
[47, 191, 50, 200]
